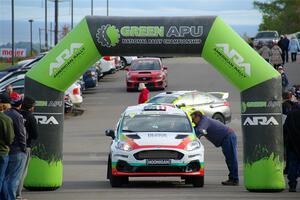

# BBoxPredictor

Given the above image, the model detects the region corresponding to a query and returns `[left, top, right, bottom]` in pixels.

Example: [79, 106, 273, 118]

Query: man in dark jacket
[278, 35, 290, 64]
[0, 94, 14, 194]
[284, 109, 300, 192]
[2, 97, 27, 200]
[277, 66, 289, 92]
[191, 110, 239, 185]
[17, 96, 38, 199]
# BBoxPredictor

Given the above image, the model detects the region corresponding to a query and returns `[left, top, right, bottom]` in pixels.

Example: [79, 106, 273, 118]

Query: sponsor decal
[241, 101, 280, 113]
[0, 48, 26, 58]
[35, 101, 63, 107]
[49, 43, 85, 77]
[243, 116, 279, 126]
[96, 24, 203, 47]
[214, 43, 251, 78]
[35, 115, 59, 125]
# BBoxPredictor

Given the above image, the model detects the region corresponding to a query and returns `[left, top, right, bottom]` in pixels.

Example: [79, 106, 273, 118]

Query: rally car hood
[123, 132, 194, 146]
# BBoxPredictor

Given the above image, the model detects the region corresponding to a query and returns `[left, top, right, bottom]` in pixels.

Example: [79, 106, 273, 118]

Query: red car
[126, 58, 168, 91]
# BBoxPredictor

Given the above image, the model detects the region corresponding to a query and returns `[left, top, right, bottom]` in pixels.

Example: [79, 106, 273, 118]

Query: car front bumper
[111, 148, 204, 177]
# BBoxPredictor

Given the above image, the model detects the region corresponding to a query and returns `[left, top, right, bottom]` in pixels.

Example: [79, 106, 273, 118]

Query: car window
[255, 32, 277, 39]
[13, 87, 24, 94]
[131, 60, 161, 71]
[121, 114, 192, 133]
[193, 93, 214, 105]
[11, 79, 24, 87]
[148, 96, 177, 104]
[176, 94, 193, 105]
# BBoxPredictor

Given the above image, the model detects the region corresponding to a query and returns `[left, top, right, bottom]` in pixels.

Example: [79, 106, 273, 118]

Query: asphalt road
[24, 57, 300, 200]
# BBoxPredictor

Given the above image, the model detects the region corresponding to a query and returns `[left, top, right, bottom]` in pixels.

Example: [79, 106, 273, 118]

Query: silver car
[148, 91, 231, 124]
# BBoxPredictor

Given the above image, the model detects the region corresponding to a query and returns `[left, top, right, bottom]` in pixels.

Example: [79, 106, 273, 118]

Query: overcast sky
[0, 0, 266, 45]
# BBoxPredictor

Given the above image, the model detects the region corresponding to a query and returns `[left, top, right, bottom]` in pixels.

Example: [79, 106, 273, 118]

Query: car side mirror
[176, 103, 186, 108]
[105, 129, 115, 139]
[163, 66, 168, 70]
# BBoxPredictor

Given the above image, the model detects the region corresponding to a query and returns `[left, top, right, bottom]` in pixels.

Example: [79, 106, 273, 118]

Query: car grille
[134, 150, 184, 160]
[137, 77, 152, 81]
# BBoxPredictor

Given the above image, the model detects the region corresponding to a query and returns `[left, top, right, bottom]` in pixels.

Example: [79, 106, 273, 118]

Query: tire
[212, 113, 225, 124]
[191, 176, 204, 187]
[120, 57, 127, 69]
[108, 160, 126, 187]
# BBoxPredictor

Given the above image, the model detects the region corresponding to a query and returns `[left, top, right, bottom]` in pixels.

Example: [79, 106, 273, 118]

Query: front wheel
[108, 161, 127, 187]
[120, 57, 127, 69]
[191, 176, 204, 187]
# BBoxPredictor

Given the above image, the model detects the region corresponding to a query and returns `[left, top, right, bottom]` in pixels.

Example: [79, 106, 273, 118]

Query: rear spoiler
[207, 92, 229, 100]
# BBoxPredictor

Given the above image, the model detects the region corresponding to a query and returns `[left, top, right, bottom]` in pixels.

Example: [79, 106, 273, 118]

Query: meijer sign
[0, 48, 27, 58]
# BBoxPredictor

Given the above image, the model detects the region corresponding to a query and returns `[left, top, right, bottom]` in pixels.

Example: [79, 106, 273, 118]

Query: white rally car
[105, 104, 204, 187]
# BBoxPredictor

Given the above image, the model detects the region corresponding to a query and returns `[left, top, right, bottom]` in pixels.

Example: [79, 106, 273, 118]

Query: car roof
[124, 103, 187, 116]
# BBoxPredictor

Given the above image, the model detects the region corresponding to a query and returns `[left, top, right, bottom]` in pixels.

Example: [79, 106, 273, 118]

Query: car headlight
[156, 74, 163, 79]
[185, 141, 201, 151]
[116, 141, 132, 151]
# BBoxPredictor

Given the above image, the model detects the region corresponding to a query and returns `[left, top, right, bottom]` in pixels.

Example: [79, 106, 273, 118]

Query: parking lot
[24, 57, 300, 200]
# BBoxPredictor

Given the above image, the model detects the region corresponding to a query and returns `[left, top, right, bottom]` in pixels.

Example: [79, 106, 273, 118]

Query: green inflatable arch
[24, 16, 285, 192]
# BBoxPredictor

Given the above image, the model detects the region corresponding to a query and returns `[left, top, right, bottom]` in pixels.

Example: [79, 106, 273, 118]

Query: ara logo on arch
[49, 43, 84, 77]
[215, 43, 251, 77]
[35, 115, 59, 125]
[243, 116, 279, 126]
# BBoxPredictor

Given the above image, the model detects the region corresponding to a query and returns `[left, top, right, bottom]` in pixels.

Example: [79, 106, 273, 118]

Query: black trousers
[291, 53, 297, 62]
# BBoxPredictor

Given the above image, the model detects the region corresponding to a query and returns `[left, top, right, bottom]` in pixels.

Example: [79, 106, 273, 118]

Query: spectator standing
[283, 109, 300, 192]
[0, 94, 14, 195]
[5, 85, 21, 100]
[191, 111, 239, 186]
[277, 66, 289, 92]
[270, 42, 283, 69]
[258, 43, 271, 62]
[138, 83, 149, 104]
[17, 97, 38, 199]
[278, 35, 290, 64]
[289, 35, 300, 62]
[2, 97, 27, 200]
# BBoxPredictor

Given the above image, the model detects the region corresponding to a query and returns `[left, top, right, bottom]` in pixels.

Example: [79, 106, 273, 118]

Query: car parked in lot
[96, 56, 120, 75]
[126, 57, 168, 91]
[120, 56, 138, 69]
[105, 104, 204, 187]
[0, 53, 46, 83]
[147, 91, 231, 124]
[0, 74, 83, 107]
[253, 31, 279, 49]
[83, 66, 98, 88]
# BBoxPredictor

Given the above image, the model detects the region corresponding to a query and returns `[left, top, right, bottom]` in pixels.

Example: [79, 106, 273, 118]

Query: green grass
[0, 62, 10, 70]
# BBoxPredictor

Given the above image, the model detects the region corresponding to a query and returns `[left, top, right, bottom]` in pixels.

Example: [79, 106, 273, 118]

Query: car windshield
[148, 96, 177, 104]
[255, 32, 277, 38]
[121, 114, 192, 133]
[131, 60, 161, 71]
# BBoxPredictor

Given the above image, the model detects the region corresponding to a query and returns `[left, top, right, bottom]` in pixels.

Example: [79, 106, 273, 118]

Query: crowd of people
[0, 85, 38, 200]
[257, 35, 300, 68]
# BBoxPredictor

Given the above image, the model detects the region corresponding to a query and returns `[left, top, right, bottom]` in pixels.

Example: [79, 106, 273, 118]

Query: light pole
[54, 0, 58, 44]
[91, 0, 93, 16]
[71, 0, 73, 29]
[11, 0, 14, 64]
[107, 0, 109, 16]
[45, 0, 48, 50]
[29, 19, 34, 56]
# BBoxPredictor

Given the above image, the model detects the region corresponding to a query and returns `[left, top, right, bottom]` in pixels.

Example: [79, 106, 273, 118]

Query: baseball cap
[10, 95, 23, 107]
[0, 93, 12, 104]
